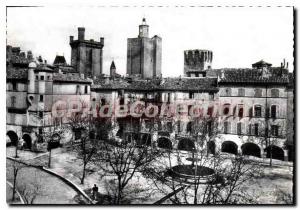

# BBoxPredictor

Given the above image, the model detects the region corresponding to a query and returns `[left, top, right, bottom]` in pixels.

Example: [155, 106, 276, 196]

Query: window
[224, 121, 230, 134]
[47, 75, 51, 80]
[189, 92, 194, 99]
[271, 125, 279, 136]
[40, 76, 44, 80]
[12, 82, 17, 91]
[271, 105, 277, 118]
[11, 96, 16, 107]
[237, 122, 242, 135]
[167, 122, 173, 132]
[254, 123, 259, 136]
[39, 95, 44, 102]
[254, 105, 262, 117]
[207, 121, 212, 136]
[207, 106, 214, 117]
[187, 122, 192, 133]
[209, 93, 214, 100]
[238, 104, 244, 118]
[177, 121, 182, 133]
[225, 88, 231, 96]
[39, 111, 43, 118]
[36, 75, 39, 80]
[84, 85, 88, 94]
[238, 88, 245, 96]
[167, 93, 171, 103]
[254, 88, 262, 97]
[271, 89, 279, 98]
[76, 85, 80, 94]
[223, 104, 230, 115]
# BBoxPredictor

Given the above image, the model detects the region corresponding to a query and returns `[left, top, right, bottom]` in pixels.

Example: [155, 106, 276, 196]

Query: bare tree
[18, 170, 44, 204]
[8, 160, 26, 202]
[93, 135, 163, 204]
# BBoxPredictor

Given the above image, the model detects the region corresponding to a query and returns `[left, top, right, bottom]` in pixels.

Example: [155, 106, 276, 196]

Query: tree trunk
[48, 149, 52, 168]
[81, 163, 86, 184]
[12, 169, 18, 201]
[117, 176, 122, 204]
[270, 146, 273, 167]
[15, 142, 18, 158]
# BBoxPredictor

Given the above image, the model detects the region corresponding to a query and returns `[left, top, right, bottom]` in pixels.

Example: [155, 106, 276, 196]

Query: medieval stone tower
[126, 18, 162, 79]
[69, 27, 104, 77]
[184, 49, 213, 77]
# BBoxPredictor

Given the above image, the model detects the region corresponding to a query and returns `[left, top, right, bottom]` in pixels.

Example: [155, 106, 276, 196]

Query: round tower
[184, 49, 213, 77]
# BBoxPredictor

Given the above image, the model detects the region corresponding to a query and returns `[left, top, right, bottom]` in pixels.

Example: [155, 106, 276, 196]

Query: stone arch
[221, 141, 238, 155]
[22, 134, 32, 150]
[157, 137, 172, 150]
[207, 141, 216, 155]
[265, 145, 284, 161]
[7, 131, 18, 146]
[241, 142, 261, 158]
[177, 138, 195, 152]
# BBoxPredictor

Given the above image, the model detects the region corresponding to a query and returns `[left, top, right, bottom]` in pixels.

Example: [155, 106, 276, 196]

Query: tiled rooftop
[218, 68, 290, 85]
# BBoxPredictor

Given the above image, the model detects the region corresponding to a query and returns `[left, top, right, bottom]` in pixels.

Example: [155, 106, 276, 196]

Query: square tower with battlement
[70, 27, 104, 77]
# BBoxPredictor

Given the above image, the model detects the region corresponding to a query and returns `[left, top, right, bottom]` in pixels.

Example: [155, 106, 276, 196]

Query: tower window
[11, 96, 16, 107]
[254, 105, 262, 117]
[238, 104, 244, 118]
[12, 82, 17, 91]
[40, 76, 44, 80]
[254, 123, 259, 136]
[189, 92, 194, 99]
[223, 104, 230, 115]
[271, 125, 279, 137]
[271, 105, 277, 118]
[84, 85, 88, 94]
[39, 95, 44, 102]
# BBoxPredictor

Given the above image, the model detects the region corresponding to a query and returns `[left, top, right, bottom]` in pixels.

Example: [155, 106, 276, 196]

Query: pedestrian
[92, 184, 98, 200]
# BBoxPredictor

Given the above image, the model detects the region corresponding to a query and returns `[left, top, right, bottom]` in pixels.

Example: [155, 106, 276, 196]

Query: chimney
[287, 62, 289, 69]
[100, 37, 104, 45]
[44, 60, 47, 64]
[283, 59, 286, 68]
[70, 36, 74, 43]
[27, 51, 33, 60]
[78, 27, 85, 41]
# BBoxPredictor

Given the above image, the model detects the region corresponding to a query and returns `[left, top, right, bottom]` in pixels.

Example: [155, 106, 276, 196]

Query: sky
[6, 6, 294, 76]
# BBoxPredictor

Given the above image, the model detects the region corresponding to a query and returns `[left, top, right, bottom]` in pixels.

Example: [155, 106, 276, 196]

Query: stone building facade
[126, 18, 162, 79]
[6, 21, 294, 162]
[6, 47, 91, 151]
